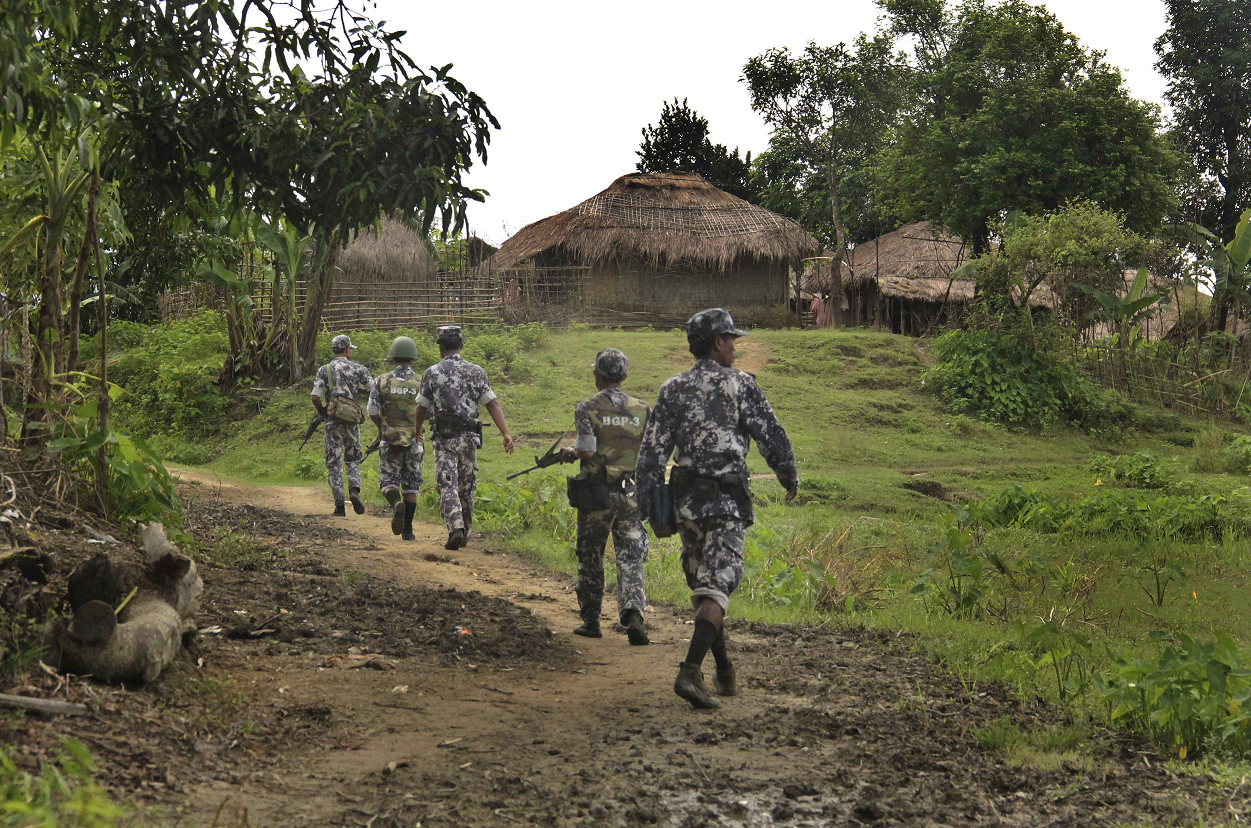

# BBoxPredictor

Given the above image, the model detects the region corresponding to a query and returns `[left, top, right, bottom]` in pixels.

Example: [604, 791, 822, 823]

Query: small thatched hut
[491, 172, 821, 324]
[336, 216, 439, 288]
[807, 222, 1054, 335]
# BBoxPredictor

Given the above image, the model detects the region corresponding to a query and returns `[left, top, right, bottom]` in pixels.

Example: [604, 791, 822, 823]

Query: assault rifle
[506, 435, 573, 481]
[364, 433, 381, 458]
[298, 413, 325, 450]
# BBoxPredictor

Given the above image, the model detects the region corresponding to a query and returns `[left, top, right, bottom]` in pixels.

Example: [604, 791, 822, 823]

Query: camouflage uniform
[418, 349, 496, 533]
[636, 315, 797, 615]
[572, 353, 651, 627]
[366, 363, 425, 496]
[311, 352, 373, 503]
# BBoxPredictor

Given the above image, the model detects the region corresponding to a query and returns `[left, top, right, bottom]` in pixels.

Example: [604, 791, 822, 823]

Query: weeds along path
[172, 470, 1215, 827]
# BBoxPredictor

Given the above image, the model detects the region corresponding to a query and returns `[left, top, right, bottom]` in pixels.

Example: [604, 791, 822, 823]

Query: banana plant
[1075, 266, 1169, 387]
[1175, 210, 1251, 339]
[255, 216, 312, 378]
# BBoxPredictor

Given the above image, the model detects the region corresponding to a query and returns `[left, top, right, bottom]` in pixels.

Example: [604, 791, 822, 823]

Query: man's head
[686, 308, 748, 367]
[593, 348, 628, 389]
[388, 336, 419, 365]
[331, 334, 355, 358]
[435, 325, 463, 354]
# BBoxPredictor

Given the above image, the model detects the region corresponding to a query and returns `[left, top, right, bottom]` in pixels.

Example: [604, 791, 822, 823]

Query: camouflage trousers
[575, 488, 648, 626]
[433, 433, 477, 532]
[379, 440, 424, 495]
[678, 517, 748, 614]
[324, 421, 362, 503]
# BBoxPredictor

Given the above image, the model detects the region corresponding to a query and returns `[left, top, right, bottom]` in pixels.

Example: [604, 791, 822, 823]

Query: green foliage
[911, 505, 989, 618]
[637, 98, 757, 203]
[102, 312, 228, 439]
[45, 390, 181, 527]
[879, 0, 1179, 248]
[924, 328, 1102, 429]
[1089, 453, 1184, 491]
[459, 476, 573, 540]
[0, 739, 126, 826]
[1223, 437, 1251, 475]
[1097, 632, 1251, 759]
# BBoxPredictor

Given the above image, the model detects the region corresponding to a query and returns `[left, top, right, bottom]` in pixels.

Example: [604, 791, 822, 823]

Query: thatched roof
[466, 236, 498, 268]
[339, 216, 438, 283]
[491, 172, 822, 271]
[806, 222, 1055, 309]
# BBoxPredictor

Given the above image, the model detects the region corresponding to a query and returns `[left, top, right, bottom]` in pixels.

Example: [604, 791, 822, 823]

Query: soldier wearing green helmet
[366, 336, 425, 540]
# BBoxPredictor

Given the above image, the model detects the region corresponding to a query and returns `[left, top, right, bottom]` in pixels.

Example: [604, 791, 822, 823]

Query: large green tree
[743, 35, 908, 326]
[636, 98, 757, 202]
[1156, 0, 1251, 245]
[877, 0, 1179, 253]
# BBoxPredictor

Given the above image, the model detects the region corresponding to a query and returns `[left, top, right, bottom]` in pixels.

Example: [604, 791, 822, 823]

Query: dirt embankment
[2, 472, 1236, 826]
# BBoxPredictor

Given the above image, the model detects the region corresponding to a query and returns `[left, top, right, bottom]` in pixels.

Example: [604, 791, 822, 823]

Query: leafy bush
[0, 739, 126, 826]
[1190, 427, 1227, 473]
[1222, 436, 1251, 474]
[1089, 452, 1183, 490]
[923, 328, 1103, 429]
[1097, 632, 1251, 759]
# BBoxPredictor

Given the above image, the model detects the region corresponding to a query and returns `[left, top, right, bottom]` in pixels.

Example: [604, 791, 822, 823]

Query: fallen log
[0, 692, 89, 716]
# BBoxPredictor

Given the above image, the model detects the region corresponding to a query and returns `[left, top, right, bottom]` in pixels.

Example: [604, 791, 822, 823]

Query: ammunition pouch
[668, 466, 753, 522]
[648, 483, 677, 538]
[567, 471, 611, 512]
[435, 414, 483, 447]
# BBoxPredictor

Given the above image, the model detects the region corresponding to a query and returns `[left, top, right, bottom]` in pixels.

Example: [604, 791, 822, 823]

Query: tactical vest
[585, 393, 649, 482]
[378, 372, 421, 447]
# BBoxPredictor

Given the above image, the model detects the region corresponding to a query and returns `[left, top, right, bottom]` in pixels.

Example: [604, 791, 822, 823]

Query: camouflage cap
[594, 348, 628, 381]
[435, 325, 463, 347]
[686, 308, 749, 341]
[331, 334, 354, 353]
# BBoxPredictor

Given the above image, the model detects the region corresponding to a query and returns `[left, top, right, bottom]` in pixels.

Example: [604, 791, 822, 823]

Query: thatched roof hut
[492, 172, 820, 325]
[338, 216, 438, 283]
[493, 171, 820, 271]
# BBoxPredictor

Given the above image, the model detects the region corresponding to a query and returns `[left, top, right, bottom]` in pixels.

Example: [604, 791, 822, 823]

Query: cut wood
[0, 693, 89, 716]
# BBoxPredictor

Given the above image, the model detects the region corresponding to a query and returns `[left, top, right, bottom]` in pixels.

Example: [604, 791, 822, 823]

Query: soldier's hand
[785, 488, 798, 502]
[502, 434, 515, 454]
[558, 447, 577, 462]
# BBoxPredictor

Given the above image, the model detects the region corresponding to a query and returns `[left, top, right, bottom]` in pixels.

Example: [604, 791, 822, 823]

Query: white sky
[386, 0, 1170, 246]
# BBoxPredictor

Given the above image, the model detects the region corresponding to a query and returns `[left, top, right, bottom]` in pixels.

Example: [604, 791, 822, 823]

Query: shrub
[0, 739, 125, 826]
[1089, 452, 1183, 490]
[1222, 436, 1251, 474]
[923, 328, 1102, 429]
[1191, 427, 1227, 473]
[1097, 632, 1251, 759]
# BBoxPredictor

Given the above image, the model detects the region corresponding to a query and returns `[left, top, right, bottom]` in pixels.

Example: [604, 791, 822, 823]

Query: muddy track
[168, 472, 1219, 827]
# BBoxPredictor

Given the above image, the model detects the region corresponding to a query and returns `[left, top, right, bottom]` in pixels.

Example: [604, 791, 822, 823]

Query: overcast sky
[387, 0, 1171, 246]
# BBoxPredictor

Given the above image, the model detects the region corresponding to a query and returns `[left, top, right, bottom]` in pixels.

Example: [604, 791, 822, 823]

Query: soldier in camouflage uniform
[311, 334, 373, 516]
[558, 348, 651, 644]
[414, 326, 515, 550]
[637, 309, 798, 710]
[367, 336, 425, 541]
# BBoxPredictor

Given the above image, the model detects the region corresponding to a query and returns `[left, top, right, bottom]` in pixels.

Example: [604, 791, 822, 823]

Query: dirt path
[169, 471, 1217, 827]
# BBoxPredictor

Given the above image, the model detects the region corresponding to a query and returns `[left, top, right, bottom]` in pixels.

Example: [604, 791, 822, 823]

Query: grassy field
[105, 318, 1251, 768]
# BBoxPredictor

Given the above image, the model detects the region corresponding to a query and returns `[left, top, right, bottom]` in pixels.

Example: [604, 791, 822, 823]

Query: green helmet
[388, 336, 419, 360]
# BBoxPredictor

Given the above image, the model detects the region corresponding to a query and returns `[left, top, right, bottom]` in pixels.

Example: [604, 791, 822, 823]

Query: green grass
[104, 320, 1251, 770]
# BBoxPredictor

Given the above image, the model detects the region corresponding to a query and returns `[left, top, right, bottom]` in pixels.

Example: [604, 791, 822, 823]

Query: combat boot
[674, 662, 720, 709]
[714, 662, 738, 696]
[349, 487, 364, 515]
[402, 531, 416, 541]
[333, 501, 346, 517]
[623, 610, 649, 646]
[573, 621, 602, 638]
[391, 502, 405, 535]
[445, 528, 466, 550]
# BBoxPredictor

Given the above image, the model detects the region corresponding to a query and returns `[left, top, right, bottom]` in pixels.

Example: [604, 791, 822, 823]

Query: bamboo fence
[1080, 343, 1251, 418]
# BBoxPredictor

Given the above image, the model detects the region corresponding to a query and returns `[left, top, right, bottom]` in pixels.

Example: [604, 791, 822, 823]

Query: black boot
[573, 620, 602, 638]
[333, 501, 346, 517]
[445, 528, 466, 550]
[349, 487, 364, 515]
[714, 663, 738, 696]
[674, 662, 720, 709]
[623, 610, 649, 646]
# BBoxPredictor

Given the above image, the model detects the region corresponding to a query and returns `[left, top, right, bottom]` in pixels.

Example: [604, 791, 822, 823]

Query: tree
[743, 35, 908, 326]
[636, 99, 757, 202]
[1156, 0, 1251, 331]
[1156, 0, 1251, 244]
[878, 0, 1179, 253]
